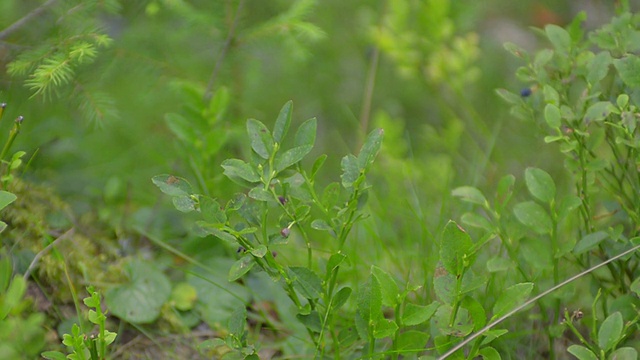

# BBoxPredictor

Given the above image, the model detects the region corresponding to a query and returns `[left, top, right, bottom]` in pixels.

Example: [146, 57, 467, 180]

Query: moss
[3, 178, 120, 302]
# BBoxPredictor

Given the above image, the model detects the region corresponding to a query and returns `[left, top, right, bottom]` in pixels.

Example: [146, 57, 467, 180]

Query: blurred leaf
[440, 221, 474, 276]
[402, 302, 439, 326]
[247, 119, 274, 159]
[170, 282, 198, 311]
[311, 154, 327, 178]
[486, 257, 513, 273]
[491, 282, 533, 320]
[395, 330, 429, 351]
[172, 195, 196, 213]
[340, 154, 359, 189]
[524, 167, 555, 204]
[584, 101, 614, 122]
[631, 277, 640, 297]
[587, 51, 612, 85]
[358, 128, 384, 171]
[614, 56, 640, 88]
[105, 260, 171, 324]
[152, 174, 192, 197]
[452, 186, 487, 206]
[289, 267, 323, 300]
[573, 231, 608, 255]
[608, 348, 638, 360]
[0, 190, 17, 210]
[495, 88, 522, 105]
[200, 196, 226, 224]
[297, 310, 322, 333]
[598, 312, 623, 352]
[545, 24, 571, 53]
[513, 201, 553, 235]
[228, 255, 255, 282]
[461, 212, 493, 232]
[0, 276, 26, 320]
[479, 346, 501, 360]
[273, 101, 292, 143]
[165, 113, 196, 143]
[544, 104, 561, 128]
[228, 305, 247, 339]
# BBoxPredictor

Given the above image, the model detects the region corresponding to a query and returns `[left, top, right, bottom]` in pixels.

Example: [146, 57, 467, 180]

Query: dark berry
[278, 196, 287, 205]
[520, 88, 532, 97]
[280, 228, 290, 238]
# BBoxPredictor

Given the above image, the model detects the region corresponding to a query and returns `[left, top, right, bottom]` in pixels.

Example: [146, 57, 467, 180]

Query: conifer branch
[0, 0, 59, 41]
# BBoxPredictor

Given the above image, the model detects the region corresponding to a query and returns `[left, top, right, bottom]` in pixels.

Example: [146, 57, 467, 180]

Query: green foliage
[42, 287, 117, 360]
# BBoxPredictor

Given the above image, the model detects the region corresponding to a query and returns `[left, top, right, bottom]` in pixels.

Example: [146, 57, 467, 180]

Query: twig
[203, 0, 245, 103]
[0, 0, 59, 41]
[23, 227, 75, 281]
[437, 243, 640, 359]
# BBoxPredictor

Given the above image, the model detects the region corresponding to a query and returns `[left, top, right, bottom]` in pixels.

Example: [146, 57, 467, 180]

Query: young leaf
[325, 252, 347, 279]
[371, 265, 399, 307]
[524, 167, 556, 204]
[288, 267, 323, 300]
[247, 118, 274, 159]
[440, 221, 474, 276]
[513, 201, 553, 235]
[452, 186, 488, 207]
[311, 154, 327, 179]
[340, 154, 359, 189]
[598, 312, 623, 352]
[402, 302, 439, 326]
[357, 128, 384, 171]
[273, 101, 293, 143]
[152, 174, 192, 197]
[491, 282, 533, 320]
[294, 118, 317, 148]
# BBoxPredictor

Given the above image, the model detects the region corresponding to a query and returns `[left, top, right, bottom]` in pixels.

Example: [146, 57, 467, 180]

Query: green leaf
[513, 201, 553, 235]
[228, 255, 255, 282]
[248, 187, 272, 202]
[288, 266, 323, 300]
[587, 51, 612, 85]
[486, 257, 513, 273]
[433, 304, 473, 337]
[0, 190, 17, 210]
[358, 128, 384, 171]
[331, 287, 352, 310]
[221, 159, 260, 183]
[357, 274, 383, 331]
[373, 318, 398, 339]
[433, 267, 456, 304]
[614, 56, 640, 88]
[246, 118, 274, 159]
[608, 347, 638, 360]
[274, 145, 313, 172]
[340, 154, 359, 189]
[0, 276, 26, 320]
[311, 154, 327, 178]
[165, 113, 196, 143]
[297, 310, 322, 333]
[440, 221, 474, 276]
[495, 88, 522, 105]
[545, 24, 571, 52]
[491, 282, 533, 320]
[172, 195, 196, 212]
[228, 305, 247, 339]
[311, 219, 333, 232]
[462, 296, 486, 330]
[371, 265, 399, 307]
[567, 345, 598, 360]
[402, 302, 439, 326]
[250, 245, 268, 258]
[395, 330, 429, 351]
[479, 346, 501, 360]
[525, 167, 556, 203]
[461, 212, 493, 232]
[452, 186, 488, 206]
[105, 260, 171, 324]
[573, 231, 609, 255]
[325, 252, 347, 279]
[200, 196, 226, 224]
[273, 101, 292, 143]
[152, 174, 192, 197]
[544, 104, 562, 128]
[41, 352, 67, 360]
[598, 312, 623, 352]
[294, 117, 317, 148]
[584, 101, 613, 122]
[631, 276, 640, 297]
[196, 222, 237, 243]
